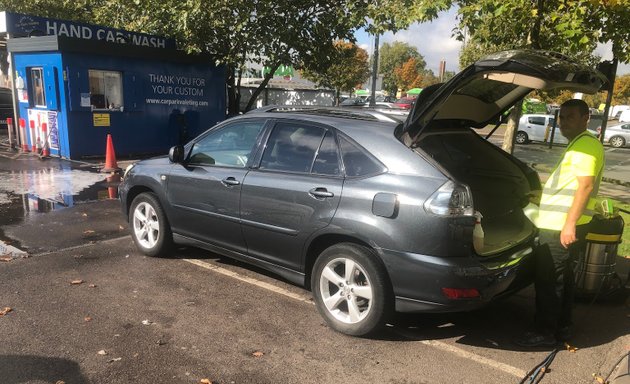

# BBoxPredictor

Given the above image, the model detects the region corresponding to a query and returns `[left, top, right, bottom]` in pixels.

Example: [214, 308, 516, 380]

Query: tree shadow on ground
[0, 354, 89, 384]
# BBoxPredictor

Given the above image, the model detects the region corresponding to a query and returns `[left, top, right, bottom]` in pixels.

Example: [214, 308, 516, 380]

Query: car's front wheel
[129, 192, 173, 257]
[311, 243, 392, 336]
[515, 131, 529, 144]
[609, 136, 625, 148]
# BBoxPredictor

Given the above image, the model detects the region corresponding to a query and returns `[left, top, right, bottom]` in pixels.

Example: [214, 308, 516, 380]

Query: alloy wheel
[318, 257, 373, 324]
[133, 201, 160, 249]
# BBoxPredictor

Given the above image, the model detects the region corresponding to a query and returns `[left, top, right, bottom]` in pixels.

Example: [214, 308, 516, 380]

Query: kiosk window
[89, 70, 123, 110]
[30, 68, 46, 107]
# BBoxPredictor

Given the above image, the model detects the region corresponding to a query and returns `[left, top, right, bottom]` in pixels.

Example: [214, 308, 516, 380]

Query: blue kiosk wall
[10, 36, 226, 159]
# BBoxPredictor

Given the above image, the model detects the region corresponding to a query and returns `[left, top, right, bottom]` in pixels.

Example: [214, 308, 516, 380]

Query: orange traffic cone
[102, 134, 121, 173]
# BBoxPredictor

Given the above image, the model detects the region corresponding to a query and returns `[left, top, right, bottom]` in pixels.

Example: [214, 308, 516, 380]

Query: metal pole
[6, 33, 19, 150]
[598, 58, 617, 144]
[369, 34, 379, 108]
[548, 109, 559, 149]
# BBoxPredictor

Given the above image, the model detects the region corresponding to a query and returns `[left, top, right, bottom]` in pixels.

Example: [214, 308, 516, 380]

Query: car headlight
[123, 163, 135, 179]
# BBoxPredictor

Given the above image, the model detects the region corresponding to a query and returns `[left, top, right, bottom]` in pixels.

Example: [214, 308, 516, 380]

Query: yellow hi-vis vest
[536, 131, 604, 231]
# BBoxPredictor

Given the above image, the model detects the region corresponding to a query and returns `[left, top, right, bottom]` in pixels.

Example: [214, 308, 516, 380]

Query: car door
[166, 119, 267, 253]
[240, 120, 343, 271]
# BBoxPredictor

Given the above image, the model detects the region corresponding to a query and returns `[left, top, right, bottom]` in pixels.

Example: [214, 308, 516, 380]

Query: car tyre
[129, 192, 173, 257]
[609, 136, 625, 148]
[311, 243, 392, 336]
[515, 131, 529, 144]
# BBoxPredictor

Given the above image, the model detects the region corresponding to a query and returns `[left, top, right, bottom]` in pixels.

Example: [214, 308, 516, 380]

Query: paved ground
[1, 201, 629, 384]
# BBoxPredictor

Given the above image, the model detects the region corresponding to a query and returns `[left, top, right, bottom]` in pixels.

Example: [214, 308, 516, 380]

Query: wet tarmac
[0, 149, 121, 247]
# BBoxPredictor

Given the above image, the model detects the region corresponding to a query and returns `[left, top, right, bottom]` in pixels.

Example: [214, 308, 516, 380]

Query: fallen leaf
[0, 307, 12, 316]
[71, 280, 84, 285]
[83, 230, 95, 235]
[564, 342, 579, 353]
[108, 357, 122, 363]
[200, 379, 212, 384]
[119, 225, 125, 230]
[141, 320, 153, 325]
[97, 350, 108, 355]
[252, 351, 264, 358]
[592, 374, 605, 384]
[56, 381, 66, 384]
[20, 254, 30, 259]
[82, 213, 88, 217]
[89, 284, 97, 288]
[85, 316, 92, 322]
[0, 256, 12, 262]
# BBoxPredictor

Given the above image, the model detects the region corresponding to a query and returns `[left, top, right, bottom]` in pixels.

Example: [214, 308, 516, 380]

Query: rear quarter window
[339, 136, 384, 177]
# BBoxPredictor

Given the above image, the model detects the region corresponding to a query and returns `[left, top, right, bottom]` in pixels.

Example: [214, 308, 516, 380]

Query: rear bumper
[377, 242, 536, 313]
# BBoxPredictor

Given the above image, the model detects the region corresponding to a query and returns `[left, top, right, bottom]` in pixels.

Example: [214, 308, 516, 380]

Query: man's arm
[561, 175, 594, 248]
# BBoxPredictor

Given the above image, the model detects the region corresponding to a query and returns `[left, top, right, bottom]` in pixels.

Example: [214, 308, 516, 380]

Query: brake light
[424, 180, 474, 216]
[442, 288, 480, 299]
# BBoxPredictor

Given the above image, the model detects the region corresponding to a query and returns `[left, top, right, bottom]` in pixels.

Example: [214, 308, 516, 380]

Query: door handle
[309, 188, 334, 198]
[222, 177, 240, 186]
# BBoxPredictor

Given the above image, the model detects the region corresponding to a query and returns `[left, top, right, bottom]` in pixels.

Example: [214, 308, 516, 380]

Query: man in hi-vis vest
[516, 99, 604, 347]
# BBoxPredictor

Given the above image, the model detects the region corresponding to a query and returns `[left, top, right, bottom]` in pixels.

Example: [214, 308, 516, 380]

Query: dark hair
[561, 99, 589, 116]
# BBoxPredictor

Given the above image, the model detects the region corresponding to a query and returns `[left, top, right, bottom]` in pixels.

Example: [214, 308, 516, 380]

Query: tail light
[442, 287, 480, 299]
[424, 180, 474, 216]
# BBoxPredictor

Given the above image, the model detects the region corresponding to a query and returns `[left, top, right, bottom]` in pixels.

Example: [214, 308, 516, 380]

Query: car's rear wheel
[515, 131, 529, 144]
[311, 243, 392, 336]
[609, 136, 625, 148]
[129, 192, 173, 257]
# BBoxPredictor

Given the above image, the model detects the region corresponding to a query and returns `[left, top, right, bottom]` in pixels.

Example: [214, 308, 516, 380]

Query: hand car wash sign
[0, 11, 175, 49]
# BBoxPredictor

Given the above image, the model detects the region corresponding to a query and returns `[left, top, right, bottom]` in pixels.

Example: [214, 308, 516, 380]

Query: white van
[619, 109, 630, 123]
[515, 114, 568, 144]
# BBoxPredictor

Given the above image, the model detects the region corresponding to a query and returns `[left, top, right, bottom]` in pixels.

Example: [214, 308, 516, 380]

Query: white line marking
[419, 339, 527, 378]
[182, 258, 313, 305]
[391, 328, 527, 379]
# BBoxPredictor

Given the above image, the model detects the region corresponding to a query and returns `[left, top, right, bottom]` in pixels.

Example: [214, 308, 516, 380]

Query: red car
[393, 97, 416, 109]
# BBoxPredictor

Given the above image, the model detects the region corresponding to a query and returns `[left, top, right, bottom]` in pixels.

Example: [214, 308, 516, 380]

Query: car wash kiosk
[1, 11, 226, 159]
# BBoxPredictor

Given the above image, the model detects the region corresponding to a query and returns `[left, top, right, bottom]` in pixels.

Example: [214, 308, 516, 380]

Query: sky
[354, 8, 629, 76]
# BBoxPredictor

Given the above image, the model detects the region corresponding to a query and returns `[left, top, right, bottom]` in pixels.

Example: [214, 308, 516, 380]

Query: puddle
[0, 166, 120, 224]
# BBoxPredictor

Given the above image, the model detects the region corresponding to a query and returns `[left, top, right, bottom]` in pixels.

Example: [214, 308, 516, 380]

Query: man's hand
[560, 223, 577, 248]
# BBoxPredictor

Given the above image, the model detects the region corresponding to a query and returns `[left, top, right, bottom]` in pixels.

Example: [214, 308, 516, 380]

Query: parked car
[515, 114, 568, 144]
[119, 50, 605, 336]
[601, 123, 630, 148]
[340, 97, 366, 107]
[393, 97, 415, 109]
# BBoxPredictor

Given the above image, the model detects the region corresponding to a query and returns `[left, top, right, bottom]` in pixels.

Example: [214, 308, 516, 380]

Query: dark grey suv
[120, 50, 605, 336]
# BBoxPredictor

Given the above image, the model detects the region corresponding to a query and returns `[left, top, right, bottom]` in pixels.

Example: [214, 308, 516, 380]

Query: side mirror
[169, 145, 185, 163]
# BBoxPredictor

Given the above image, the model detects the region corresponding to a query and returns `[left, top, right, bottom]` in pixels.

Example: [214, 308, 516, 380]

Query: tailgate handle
[222, 177, 240, 186]
[309, 188, 334, 198]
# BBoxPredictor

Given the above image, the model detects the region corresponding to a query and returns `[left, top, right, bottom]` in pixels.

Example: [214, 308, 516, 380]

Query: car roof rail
[247, 105, 403, 123]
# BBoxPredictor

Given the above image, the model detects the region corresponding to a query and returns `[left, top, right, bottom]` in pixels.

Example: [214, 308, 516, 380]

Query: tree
[612, 74, 630, 105]
[379, 42, 425, 96]
[301, 41, 371, 106]
[393, 57, 424, 91]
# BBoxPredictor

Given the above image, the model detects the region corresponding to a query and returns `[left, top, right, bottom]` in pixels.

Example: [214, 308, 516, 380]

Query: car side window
[312, 131, 341, 176]
[260, 122, 325, 173]
[339, 136, 383, 177]
[623, 124, 630, 130]
[188, 121, 265, 167]
[528, 116, 546, 125]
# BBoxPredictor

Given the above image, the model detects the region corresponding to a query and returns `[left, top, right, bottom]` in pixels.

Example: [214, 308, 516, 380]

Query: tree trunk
[226, 66, 240, 116]
[502, 99, 523, 154]
[530, 0, 544, 49]
[335, 88, 340, 106]
[245, 62, 281, 112]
